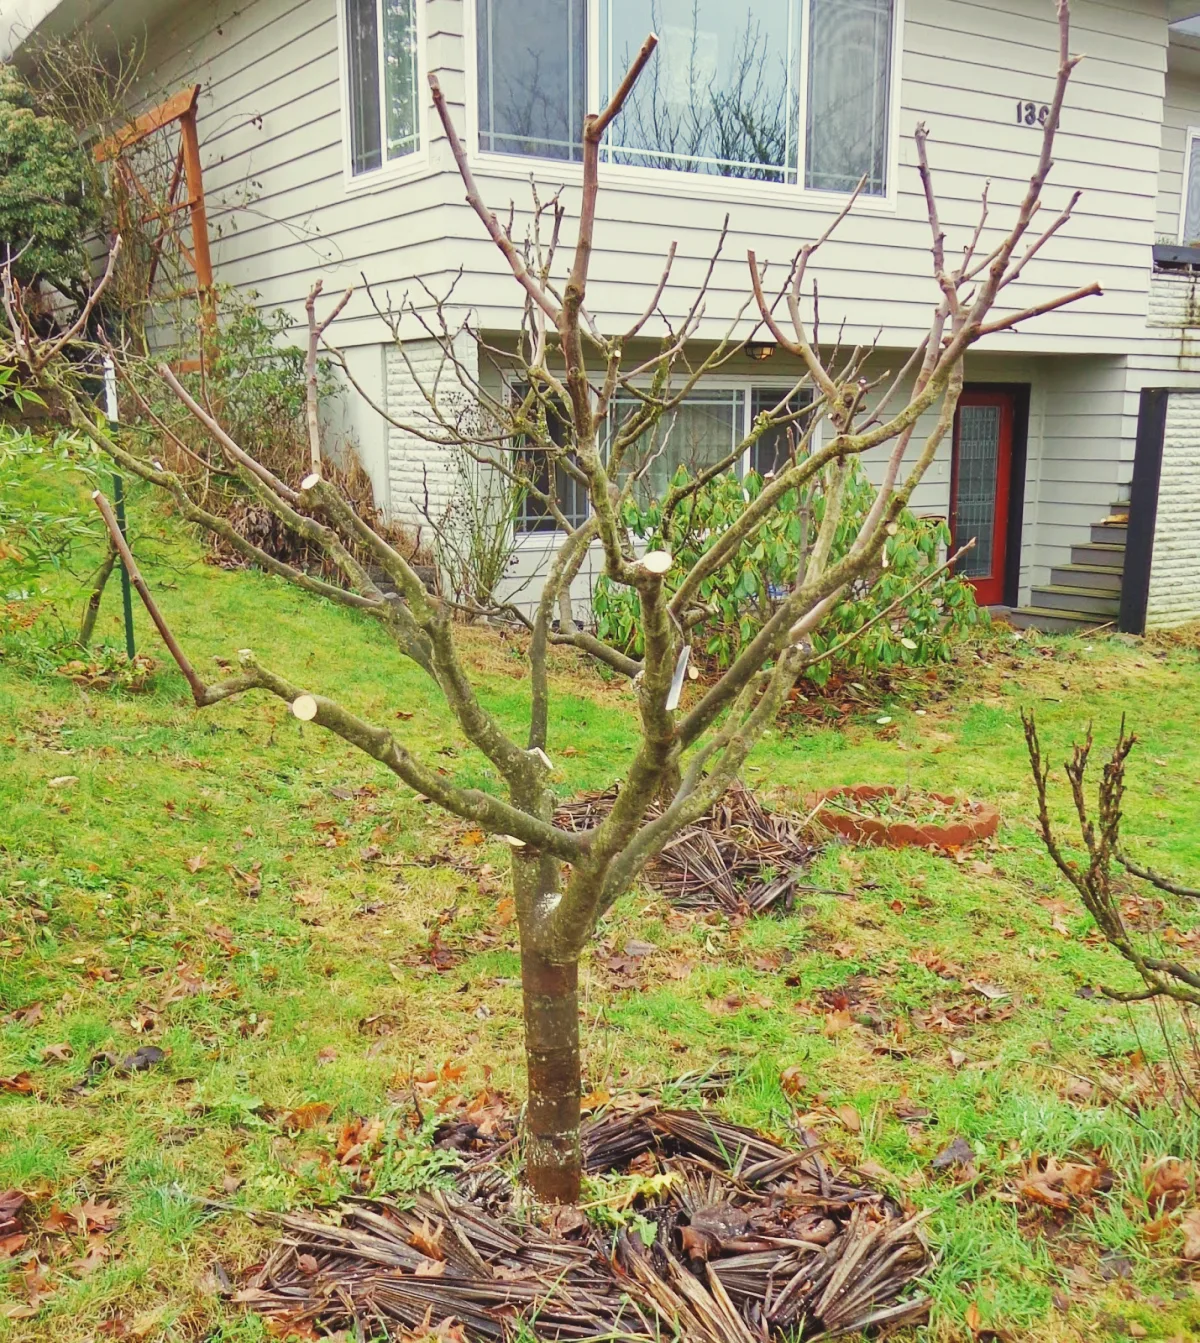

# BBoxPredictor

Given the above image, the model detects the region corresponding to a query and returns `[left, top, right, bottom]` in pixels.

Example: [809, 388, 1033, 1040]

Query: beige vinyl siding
[123, 0, 1170, 357]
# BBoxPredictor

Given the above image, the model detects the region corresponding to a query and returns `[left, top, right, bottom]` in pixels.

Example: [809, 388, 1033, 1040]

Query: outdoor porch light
[747, 341, 777, 361]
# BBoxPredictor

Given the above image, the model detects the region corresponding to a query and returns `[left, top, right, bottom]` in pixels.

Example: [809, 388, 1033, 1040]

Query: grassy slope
[2, 480, 1200, 1342]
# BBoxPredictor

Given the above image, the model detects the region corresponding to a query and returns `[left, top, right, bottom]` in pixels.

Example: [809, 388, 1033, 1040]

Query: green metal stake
[112, 471, 136, 660]
[103, 355, 136, 660]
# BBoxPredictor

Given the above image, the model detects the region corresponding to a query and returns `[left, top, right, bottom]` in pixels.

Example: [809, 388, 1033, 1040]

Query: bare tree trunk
[78, 542, 117, 648]
[519, 934, 582, 1203]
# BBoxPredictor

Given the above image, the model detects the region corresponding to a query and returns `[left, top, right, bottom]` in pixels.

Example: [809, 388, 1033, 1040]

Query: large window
[477, 0, 896, 196]
[612, 388, 748, 503]
[345, 0, 420, 176]
[511, 384, 817, 535]
[805, 0, 893, 193]
[607, 385, 817, 509]
[600, 0, 802, 183]
[513, 392, 589, 534]
[477, 0, 586, 160]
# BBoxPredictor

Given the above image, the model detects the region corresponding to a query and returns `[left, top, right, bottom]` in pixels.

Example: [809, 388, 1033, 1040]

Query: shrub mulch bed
[554, 781, 823, 915]
[234, 1100, 930, 1341]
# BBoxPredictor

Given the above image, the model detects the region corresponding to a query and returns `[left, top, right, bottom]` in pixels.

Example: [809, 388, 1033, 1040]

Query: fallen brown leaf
[1017, 1157, 1101, 1211]
[780, 1066, 808, 1099]
[835, 1104, 861, 1133]
[1144, 1156, 1192, 1213]
[71, 1198, 118, 1233]
[409, 1219, 444, 1260]
[1182, 1208, 1200, 1261]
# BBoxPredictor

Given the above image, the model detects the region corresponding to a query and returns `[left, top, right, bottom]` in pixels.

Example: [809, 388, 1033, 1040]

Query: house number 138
[1016, 101, 1050, 126]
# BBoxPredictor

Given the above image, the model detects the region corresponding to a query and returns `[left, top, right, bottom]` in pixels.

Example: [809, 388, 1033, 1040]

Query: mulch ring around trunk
[554, 781, 824, 916]
[234, 1101, 931, 1341]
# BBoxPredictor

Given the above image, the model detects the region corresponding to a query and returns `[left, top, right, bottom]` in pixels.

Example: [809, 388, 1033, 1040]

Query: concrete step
[1069, 541, 1125, 570]
[1090, 521, 1128, 545]
[1050, 563, 1123, 592]
[1010, 606, 1112, 634]
[1030, 584, 1121, 616]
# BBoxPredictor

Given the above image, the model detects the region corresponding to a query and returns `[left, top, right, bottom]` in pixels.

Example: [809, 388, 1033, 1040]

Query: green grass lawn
[3, 466, 1200, 1342]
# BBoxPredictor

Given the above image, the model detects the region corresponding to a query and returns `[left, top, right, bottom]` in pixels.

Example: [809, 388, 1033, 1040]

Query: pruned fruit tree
[2, 1, 1095, 1203]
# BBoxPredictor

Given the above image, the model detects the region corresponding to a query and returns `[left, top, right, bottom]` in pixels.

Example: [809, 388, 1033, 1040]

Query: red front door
[950, 390, 1014, 607]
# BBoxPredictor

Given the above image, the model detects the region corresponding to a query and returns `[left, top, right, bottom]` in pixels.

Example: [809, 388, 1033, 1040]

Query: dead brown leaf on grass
[1182, 1208, 1200, 1261]
[1143, 1157, 1193, 1213]
[282, 1102, 333, 1132]
[780, 1066, 808, 1099]
[1017, 1157, 1103, 1211]
[3, 1002, 42, 1027]
[206, 924, 239, 955]
[70, 1198, 119, 1234]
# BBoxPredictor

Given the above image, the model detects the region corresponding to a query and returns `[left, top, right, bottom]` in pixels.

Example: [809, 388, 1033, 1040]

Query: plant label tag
[103, 355, 119, 423]
[665, 645, 691, 712]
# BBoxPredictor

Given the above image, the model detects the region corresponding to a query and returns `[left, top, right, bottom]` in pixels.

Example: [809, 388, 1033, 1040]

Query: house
[4, 0, 1200, 632]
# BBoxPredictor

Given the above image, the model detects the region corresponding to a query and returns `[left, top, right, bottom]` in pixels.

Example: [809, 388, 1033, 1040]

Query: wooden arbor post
[94, 84, 216, 366]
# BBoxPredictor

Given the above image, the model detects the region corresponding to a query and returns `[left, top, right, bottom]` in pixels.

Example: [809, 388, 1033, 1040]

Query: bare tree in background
[1024, 714, 1200, 1008]
[2, 2, 1096, 1204]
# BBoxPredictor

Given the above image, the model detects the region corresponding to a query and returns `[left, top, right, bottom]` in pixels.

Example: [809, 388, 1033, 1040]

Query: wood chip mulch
[234, 1101, 930, 1341]
[554, 780, 823, 915]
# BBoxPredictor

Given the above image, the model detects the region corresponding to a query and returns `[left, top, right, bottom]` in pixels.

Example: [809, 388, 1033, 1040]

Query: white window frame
[508, 375, 822, 546]
[465, 0, 902, 214]
[1180, 125, 1200, 245]
[336, 0, 430, 195]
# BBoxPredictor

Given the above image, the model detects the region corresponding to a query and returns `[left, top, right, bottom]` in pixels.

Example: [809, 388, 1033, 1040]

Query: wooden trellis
[94, 83, 215, 362]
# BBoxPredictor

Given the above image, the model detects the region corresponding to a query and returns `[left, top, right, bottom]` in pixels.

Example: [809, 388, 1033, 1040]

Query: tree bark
[78, 543, 118, 648]
[520, 940, 581, 1203]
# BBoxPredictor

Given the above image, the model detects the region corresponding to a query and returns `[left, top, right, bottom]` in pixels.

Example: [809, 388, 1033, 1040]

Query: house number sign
[1015, 100, 1050, 126]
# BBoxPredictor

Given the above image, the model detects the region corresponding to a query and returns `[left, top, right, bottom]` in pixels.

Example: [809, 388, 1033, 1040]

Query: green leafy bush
[205, 299, 331, 462]
[592, 462, 985, 683]
[129, 295, 423, 572]
[0, 421, 103, 582]
[0, 420, 114, 673]
[0, 65, 100, 302]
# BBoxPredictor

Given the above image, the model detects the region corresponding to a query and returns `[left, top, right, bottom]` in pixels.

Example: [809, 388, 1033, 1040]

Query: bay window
[344, 0, 420, 176]
[476, 0, 897, 196]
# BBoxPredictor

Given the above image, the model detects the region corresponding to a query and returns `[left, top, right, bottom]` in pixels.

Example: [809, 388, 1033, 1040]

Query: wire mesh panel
[954, 404, 1001, 579]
